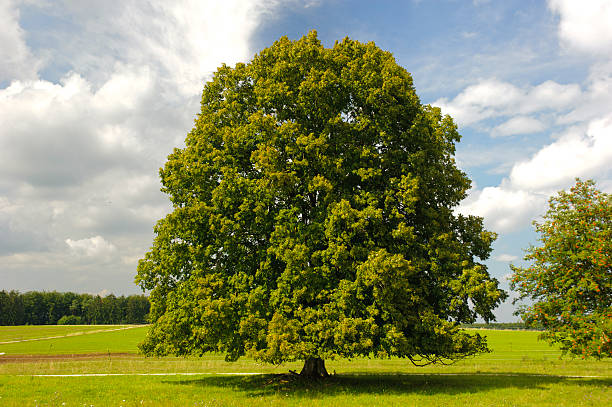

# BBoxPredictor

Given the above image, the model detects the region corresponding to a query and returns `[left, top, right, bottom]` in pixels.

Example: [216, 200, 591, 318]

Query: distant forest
[0, 290, 149, 325]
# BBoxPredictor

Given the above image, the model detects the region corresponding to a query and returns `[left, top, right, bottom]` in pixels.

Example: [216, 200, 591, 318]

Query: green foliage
[511, 179, 611, 359]
[0, 291, 150, 326]
[136, 31, 506, 365]
[57, 315, 83, 325]
[0, 290, 25, 325]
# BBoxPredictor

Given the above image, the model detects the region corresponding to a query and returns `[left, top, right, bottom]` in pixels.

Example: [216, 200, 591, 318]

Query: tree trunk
[300, 357, 329, 378]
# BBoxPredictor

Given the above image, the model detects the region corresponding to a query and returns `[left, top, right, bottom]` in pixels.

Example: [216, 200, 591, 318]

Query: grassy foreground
[0, 326, 610, 406]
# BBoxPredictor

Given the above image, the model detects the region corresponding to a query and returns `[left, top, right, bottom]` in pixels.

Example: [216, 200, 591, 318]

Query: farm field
[0, 325, 140, 343]
[0, 325, 146, 355]
[0, 326, 610, 406]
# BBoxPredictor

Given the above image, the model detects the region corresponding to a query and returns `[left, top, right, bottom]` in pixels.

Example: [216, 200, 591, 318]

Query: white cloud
[458, 186, 546, 233]
[65, 236, 116, 257]
[0, 0, 294, 293]
[491, 116, 545, 137]
[24, 0, 271, 96]
[445, 1, 612, 236]
[434, 79, 519, 126]
[0, 0, 39, 81]
[458, 114, 612, 232]
[0, 70, 151, 187]
[521, 80, 582, 114]
[495, 254, 518, 262]
[93, 65, 154, 114]
[549, 0, 612, 56]
[510, 115, 612, 190]
[557, 64, 612, 125]
[433, 79, 580, 127]
[456, 142, 539, 172]
[114, 1, 260, 96]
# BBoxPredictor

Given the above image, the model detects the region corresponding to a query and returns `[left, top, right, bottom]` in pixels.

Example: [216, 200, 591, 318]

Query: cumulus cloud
[453, 2, 612, 234]
[459, 110, 612, 228]
[510, 116, 612, 190]
[0, 69, 153, 188]
[66, 235, 116, 258]
[23, 0, 272, 96]
[459, 113, 612, 232]
[0, 0, 300, 293]
[549, 0, 612, 56]
[0, 0, 39, 81]
[433, 79, 581, 127]
[557, 64, 612, 125]
[458, 185, 547, 232]
[491, 116, 545, 137]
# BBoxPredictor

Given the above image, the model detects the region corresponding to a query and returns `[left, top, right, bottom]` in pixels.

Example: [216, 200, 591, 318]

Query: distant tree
[126, 295, 150, 324]
[45, 291, 66, 325]
[69, 297, 83, 317]
[100, 294, 122, 324]
[57, 315, 82, 325]
[136, 31, 506, 377]
[0, 290, 25, 325]
[82, 296, 104, 324]
[511, 179, 611, 358]
[23, 291, 48, 325]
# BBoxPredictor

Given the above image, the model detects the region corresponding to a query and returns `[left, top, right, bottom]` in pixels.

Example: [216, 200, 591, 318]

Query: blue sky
[1, 0, 611, 322]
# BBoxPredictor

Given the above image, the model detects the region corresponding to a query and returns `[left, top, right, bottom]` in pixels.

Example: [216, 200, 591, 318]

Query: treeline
[461, 322, 543, 331]
[0, 290, 149, 325]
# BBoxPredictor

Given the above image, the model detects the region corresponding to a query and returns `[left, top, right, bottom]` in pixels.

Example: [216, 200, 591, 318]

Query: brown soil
[0, 353, 138, 363]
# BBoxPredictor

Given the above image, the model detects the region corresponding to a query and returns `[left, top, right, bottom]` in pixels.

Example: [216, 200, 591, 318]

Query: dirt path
[0, 325, 142, 345]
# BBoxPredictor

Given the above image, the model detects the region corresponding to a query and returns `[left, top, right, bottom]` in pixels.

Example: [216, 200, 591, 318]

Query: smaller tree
[510, 179, 611, 358]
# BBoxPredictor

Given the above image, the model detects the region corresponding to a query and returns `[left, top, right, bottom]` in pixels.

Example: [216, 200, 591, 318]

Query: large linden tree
[136, 31, 506, 377]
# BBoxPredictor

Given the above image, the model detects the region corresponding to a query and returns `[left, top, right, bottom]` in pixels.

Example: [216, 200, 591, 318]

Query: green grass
[0, 325, 138, 343]
[0, 325, 147, 355]
[0, 326, 610, 406]
[0, 371, 609, 406]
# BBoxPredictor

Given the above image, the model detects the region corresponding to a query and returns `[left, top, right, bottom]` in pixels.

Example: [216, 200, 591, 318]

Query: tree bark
[300, 357, 329, 378]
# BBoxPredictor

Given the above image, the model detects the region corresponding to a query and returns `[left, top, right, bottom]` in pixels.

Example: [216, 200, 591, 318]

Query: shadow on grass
[164, 372, 611, 398]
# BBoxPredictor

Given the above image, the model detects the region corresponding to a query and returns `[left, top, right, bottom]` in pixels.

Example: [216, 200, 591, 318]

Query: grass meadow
[0, 326, 610, 406]
[0, 325, 138, 343]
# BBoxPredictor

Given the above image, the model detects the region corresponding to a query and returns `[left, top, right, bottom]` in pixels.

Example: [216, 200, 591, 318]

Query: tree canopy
[511, 179, 611, 359]
[136, 31, 506, 376]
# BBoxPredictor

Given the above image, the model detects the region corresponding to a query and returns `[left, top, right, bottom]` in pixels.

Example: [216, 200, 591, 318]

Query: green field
[0, 326, 610, 406]
[0, 325, 140, 343]
[0, 325, 147, 355]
